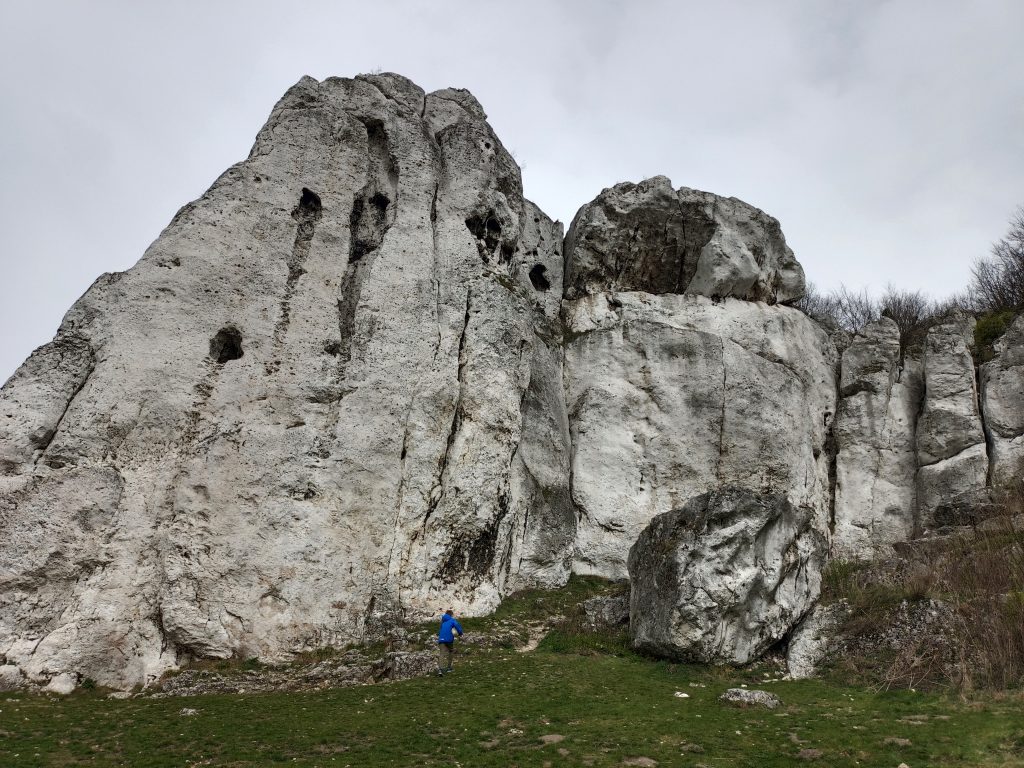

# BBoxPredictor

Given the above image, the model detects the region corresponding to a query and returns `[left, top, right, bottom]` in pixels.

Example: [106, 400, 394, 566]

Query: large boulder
[915, 315, 990, 528]
[564, 176, 805, 304]
[627, 488, 826, 665]
[0, 73, 573, 690]
[832, 318, 922, 558]
[981, 314, 1024, 491]
[564, 292, 836, 578]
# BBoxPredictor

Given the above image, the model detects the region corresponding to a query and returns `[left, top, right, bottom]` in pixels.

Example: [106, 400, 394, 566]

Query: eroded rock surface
[915, 315, 990, 528]
[0, 73, 571, 691]
[832, 319, 922, 558]
[627, 488, 826, 664]
[565, 293, 836, 578]
[981, 314, 1024, 491]
[786, 601, 849, 679]
[564, 176, 805, 303]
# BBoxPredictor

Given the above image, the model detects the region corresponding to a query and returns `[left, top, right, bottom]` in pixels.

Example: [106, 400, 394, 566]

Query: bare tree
[969, 207, 1024, 313]
[879, 285, 933, 351]
[796, 282, 879, 333]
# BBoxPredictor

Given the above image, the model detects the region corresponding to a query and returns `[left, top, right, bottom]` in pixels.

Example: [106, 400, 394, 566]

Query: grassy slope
[4, 653, 1024, 766]
[2, 577, 1023, 767]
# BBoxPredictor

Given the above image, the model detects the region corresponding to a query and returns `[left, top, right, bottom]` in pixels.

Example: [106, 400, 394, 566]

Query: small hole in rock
[529, 264, 550, 292]
[210, 326, 244, 364]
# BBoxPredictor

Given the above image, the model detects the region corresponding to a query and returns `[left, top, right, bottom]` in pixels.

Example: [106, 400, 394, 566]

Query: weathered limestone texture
[564, 292, 837, 578]
[981, 314, 1024, 491]
[0, 74, 572, 691]
[832, 319, 923, 558]
[628, 488, 826, 664]
[915, 314, 990, 528]
[563, 176, 805, 304]
[786, 601, 849, 679]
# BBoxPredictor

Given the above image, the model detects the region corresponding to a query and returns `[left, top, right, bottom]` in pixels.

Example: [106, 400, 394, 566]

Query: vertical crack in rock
[383, 397, 417, 606]
[715, 337, 729, 481]
[423, 290, 471, 530]
[33, 337, 96, 467]
[976, 360, 996, 488]
[272, 188, 323, 347]
[337, 119, 399, 372]
[430, 183, 443, 356]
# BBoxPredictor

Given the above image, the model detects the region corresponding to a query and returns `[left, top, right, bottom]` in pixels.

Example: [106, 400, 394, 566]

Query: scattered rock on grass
[622, 758, 658, 767]
[540, 734, 565, 744]
[179, 708, 199, 716]
[797, 748, 823, 760]
[884, 737, 912, 746]
[719, 688, 782, 709]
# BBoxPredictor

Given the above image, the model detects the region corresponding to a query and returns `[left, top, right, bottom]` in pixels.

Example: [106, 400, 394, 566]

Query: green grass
[3, 650, 1023, 767]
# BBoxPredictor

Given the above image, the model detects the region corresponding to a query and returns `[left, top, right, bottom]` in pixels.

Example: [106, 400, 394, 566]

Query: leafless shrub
[795, 283, 879, 333]
[879, 285, 933, 352]
[968, 207, 1024, 314]
[826, 486, 1024, 691]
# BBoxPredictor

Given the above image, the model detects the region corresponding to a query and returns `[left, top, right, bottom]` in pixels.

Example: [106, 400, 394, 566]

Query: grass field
[2, 648, 1023, 767]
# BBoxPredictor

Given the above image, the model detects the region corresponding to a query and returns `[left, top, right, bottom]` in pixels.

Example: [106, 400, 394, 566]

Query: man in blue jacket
[436, 609, 464, 676]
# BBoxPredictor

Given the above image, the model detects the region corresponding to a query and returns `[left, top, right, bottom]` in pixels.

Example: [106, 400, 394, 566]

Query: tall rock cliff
[832, 319, 922, 559]
[2, 73, 1020, 690]
[0, 74, 573, 690]
[563, 178, 836, 579]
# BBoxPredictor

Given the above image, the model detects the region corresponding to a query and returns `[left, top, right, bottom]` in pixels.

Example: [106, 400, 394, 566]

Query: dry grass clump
[823, 491, 1024, 691]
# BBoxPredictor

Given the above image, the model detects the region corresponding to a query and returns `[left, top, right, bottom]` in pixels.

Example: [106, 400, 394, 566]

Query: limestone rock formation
[3, 70, 1018, 692]
[0, 73, 572, 690]
[832, 319, 922, 558]
[564, 176, 805, 303]
[786, 601, 849, 679]
[627, 488, 826, 664]
[564, 292, 837, 578]
[981, 314, 1024, 490]
[915, 315, 990, 528]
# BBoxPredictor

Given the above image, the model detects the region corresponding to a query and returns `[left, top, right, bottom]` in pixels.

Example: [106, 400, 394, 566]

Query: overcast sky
[1, 1, 1022, 383]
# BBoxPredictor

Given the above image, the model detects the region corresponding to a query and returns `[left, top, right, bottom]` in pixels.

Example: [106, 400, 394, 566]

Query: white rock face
[563, 176, 805, 304]
[564, 292, 837, 578]
[981, 315, 1024, 491]
[786, 601, 849, 679]
[832, 319, 922, 559]
[0, 73, 572, 690]
[628, 488, 826, 664]
[915, 315, 990, 528]
[5, 70, 1018, 691]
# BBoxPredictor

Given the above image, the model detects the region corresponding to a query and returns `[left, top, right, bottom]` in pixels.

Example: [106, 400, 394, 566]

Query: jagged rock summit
[2, 72, 1021, 692]
[1, 73, 575, 691]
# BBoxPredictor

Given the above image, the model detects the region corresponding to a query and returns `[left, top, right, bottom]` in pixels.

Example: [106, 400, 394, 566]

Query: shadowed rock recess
[0, 73, 1021, 691]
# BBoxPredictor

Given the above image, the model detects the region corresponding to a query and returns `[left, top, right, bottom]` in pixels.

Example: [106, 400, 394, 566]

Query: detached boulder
[719, 688, 782, 709]
[564, 175, 805, 303]
[627, 487, 825, 664]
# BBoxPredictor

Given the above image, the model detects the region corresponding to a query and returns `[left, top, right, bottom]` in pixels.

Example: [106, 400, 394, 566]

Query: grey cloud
[2, 0, 1022, 383]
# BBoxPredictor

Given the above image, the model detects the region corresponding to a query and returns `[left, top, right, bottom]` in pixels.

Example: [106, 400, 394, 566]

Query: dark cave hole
[210, 326, 244, 364]
[369, 191, 390, 214]
[466, 212, 502, 261]
[295, 187, 322, 219]
[529, 263, 551, 291]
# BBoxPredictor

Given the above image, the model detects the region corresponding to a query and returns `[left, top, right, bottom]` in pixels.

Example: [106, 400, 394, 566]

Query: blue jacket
[437, 614, 464, 644]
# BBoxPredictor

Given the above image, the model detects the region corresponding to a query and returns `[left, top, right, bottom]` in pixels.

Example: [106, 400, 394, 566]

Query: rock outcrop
[0, 73, 572, 690]
[832, 319, 922, 558]
[564, 294, 836, 578]
[627, 488, 826, 664]
[2, 71, 1020, 691]
[786, 601, 849, 679]
[981, 314, 1024, 491]
[564, 176, 805, 304]
[915, 315, 990, 528]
